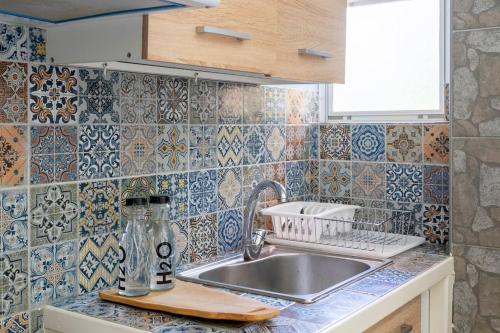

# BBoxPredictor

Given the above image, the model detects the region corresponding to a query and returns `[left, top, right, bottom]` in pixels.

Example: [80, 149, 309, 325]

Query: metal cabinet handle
[196, 26, 252, 41]
[400, 324, 413, 333]
[298, 48, 333, 58]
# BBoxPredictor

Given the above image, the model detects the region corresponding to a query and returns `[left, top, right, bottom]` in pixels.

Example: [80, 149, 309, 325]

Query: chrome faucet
[243, 180, 287, 261]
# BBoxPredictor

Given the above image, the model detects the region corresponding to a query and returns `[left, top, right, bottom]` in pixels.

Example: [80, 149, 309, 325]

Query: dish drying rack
[260, 202, 425, 259]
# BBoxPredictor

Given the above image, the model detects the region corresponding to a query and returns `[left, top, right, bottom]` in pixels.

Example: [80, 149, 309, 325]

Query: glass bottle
[118, 197, 150, 296]
[149, 195, 176, 291]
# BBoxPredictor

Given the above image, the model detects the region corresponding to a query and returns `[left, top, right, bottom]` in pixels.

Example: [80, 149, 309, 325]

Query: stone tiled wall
[452, 1, 500, 332]
[316, 123, 450, 243]
[0, 21, 319, 332]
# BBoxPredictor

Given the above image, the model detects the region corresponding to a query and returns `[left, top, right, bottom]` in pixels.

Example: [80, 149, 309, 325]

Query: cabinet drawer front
[144, 0, 276, 75]
[364, 296, 421, 333]
[274, 0, 346, 83]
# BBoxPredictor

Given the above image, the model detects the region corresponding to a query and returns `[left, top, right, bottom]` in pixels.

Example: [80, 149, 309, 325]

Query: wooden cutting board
[99, 280, 280, 322]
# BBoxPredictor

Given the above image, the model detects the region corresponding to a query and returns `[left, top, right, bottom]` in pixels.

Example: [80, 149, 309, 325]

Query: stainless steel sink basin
[178, 245, 390, 303]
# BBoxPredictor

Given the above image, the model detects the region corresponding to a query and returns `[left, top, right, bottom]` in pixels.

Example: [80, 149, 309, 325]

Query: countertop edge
[321, 257, 455, 333]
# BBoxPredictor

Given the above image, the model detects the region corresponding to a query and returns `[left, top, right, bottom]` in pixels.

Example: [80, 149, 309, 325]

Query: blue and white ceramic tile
[157, 76, 188, 124]
[309, 125, 319, 160]
[320, 124, 351, 160]
[217, 125, 243, 167]
[218, 209, 242, 253]
[264, 86, 286, 124]
[243, 126, 266, 165]
[120, 72, 157, 100]
[79, 69, 120, 124]
[30, 184, 78, 246]
[423, 165, 449, 205]
[189, 170, 217, 216]
[29, 65, 80, 124]
[55, 126, 78, 154]
[79, 150, 120, 180]
[0, 250, 29, 316]
[79, 180, 120, 237]
[30, 240, 77, 305]
[54, 153, 78, 182]
[0, 23, 27, 61]
[320, 161, 351, 198]
[286, 161, 306, 198]
[29, 27, 46, 62]
[265, 125, 286, 163]
[189, 214, 217, 262]
[190, 80, 217, 124]
[351, 124, 385, 161]
[0, 189, 28, 253]
[422, 204, 449, 245]
[217, 168, 242, 211]
[345, 269, 416, 296]
[241, 293, 294, 310]
[386, 163, 423, 203]
[157, 173, 189, 221]
[157, 125, 188, 173]
[79, 233, 119, 294]
[189, 125, 217, 170]
[79, 125, 120, 153]
[2, 312, 30, 332]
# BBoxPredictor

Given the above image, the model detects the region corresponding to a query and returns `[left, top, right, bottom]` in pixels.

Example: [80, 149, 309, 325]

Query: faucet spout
[243, 180, 287, 261]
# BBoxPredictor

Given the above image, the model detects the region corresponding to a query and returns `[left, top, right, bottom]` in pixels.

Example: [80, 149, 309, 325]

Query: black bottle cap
[149, 195, 170, 204]
[125, 197, 148, 206]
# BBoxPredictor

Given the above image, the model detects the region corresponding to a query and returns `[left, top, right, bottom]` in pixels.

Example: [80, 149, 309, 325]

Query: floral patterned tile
[157, 173, 189, 221]
[79, 69, 120, 124]
[29, 65, 80, 124]
[423, 165, 449, 205]
[242, 165, 265, 204]
[0, 61, 27, 123]
[386, 164, 423, 203]
[351, 124, 385, 162]
[79, 233, 119, 294]
[30, 184, 78, 246]
[218, 82, 242, 124]
[2, 312, 30, 332]
[190, 80, 217, 124]
[320, 161, 351, 198]
[218, 168, 242, 211]
[0, 23, 27, 61]
[218, 209, 242, 254]
[286, 161, 306, 198]
[78, 150, 120, 180]
[29, 27, 46, 62]
[352, 162, 385, 200]
[422, 204, 449, 245]
[320, 124, 351, 160]
[344, 268, 415, 296]
[189, 213, 217, 262]
[157, 125, 188, 173]
[31, 154, 54, 184]
[120, 176, 156, 225]
[286, 89, 306, 124]
[217, 125, 243, 167]
[189, 170, 217, 217]
[79, 125, 120, 153]
[243, 85, 264, 124]
[79, 180, 120, 237]
[264, 163, 286, 201]
[120, 98, 156, 124]
[306, 90, 319, 124]
[0, 189, 28, 253]
[264, 86, 286, 124]
[309, 125, 319, 160]
[54, 153, 78, 182]
[240, 293, 294, 310]
[305, 160, 320, 200]
[120, 72, 157, 100]
[286, 125, 307, 161]
[423, 124, 449, 164]
[30, 240, 77, 305]
[121, 125, 156, 176]
[0, 125, 27, 187]
[243, 126, 266, 165]
[172, 219, 189, 266]
[157, 76, 188, 124]
[54, 126, 77, 154]
[386, 125, 422, 163]
[265, 125, 285, 163]
[0, 250, 29, 317]
[190, 125, 217, 170]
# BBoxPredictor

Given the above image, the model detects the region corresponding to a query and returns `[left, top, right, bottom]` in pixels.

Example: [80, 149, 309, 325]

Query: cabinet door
[144, 0, 277, 75]
[273, 0, 346, 83]
[364, 296, 421, 333]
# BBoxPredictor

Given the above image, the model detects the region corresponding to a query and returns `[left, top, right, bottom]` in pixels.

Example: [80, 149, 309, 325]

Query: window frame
[326, 0, 450, 123]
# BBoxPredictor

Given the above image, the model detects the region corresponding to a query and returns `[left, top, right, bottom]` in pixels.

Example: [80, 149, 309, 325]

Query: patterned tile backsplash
[0, 20, 451, 332]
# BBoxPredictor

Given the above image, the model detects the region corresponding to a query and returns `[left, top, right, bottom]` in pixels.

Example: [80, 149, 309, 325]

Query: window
[328, 0, 449, 122]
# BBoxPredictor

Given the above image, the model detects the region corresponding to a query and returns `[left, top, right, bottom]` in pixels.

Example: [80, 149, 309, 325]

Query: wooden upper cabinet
[144, 0, 277, 75]
[273, 0, 347, 83]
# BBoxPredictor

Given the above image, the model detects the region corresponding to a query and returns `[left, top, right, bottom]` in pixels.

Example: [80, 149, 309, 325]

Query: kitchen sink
[178, 245, 391, 303]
